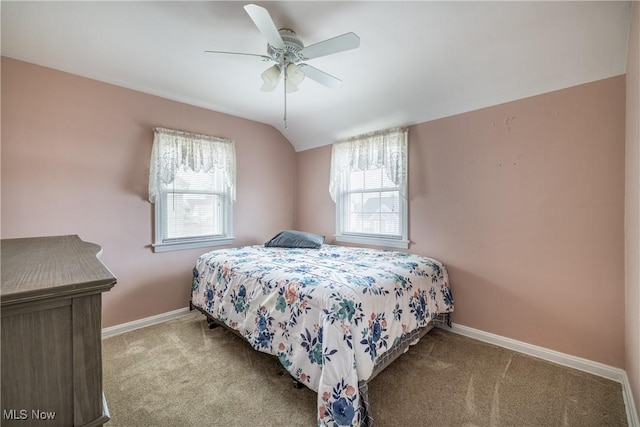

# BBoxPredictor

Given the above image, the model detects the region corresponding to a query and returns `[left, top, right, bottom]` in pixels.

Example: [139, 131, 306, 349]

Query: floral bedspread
[191, 245, 454, 426]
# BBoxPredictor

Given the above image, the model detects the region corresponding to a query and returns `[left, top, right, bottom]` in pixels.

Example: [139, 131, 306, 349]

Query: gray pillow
[264, 230, 324, 249]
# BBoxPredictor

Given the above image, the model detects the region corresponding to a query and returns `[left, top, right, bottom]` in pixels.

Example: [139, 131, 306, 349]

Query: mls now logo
[3, 409, 56, 421]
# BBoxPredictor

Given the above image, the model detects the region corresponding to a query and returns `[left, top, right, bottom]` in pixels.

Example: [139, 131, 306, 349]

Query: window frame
[153, 187, 234, 252]
[149, 127, 236, 253]
[334, 168, 409, 249]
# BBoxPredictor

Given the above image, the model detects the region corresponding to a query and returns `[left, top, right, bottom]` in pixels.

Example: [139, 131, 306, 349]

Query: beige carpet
[102, 312, 627, 427]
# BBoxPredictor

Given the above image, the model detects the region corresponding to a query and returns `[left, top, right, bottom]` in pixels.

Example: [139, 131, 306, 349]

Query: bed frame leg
[291, 378, 304, 389]
[206, 317, 218, 329]
[189, 301, 194, 311]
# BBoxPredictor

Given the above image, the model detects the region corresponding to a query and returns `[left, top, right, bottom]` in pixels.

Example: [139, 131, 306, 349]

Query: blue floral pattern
[191, 245, 454, 426]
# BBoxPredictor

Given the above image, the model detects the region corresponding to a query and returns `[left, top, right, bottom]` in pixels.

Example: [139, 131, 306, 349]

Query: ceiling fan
[205, 4, 360, 128]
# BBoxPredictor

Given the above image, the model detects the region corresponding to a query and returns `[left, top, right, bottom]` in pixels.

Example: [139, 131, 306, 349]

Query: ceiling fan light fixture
[261, 64, 281, 88]
[285, 79, 299, 93]
[211, 3, 361, 128]
[286, 63, 305, 85]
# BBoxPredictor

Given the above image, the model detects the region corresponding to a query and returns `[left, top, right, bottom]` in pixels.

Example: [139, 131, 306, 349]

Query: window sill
[152, 237, 235, 253]
[334, 234, 409, 249]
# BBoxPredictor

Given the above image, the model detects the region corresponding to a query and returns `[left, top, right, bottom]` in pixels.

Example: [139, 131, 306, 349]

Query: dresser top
[1, 235, 116, 306]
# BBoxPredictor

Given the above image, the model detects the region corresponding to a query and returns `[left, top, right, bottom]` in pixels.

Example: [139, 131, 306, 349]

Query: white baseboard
[102, 307, 191, 339]
[622, 371, 640, 427]
[439, 322, 639, 426]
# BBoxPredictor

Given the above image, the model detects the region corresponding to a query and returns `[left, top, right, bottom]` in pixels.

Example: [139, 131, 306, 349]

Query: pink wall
[625, 2, 640, 416]
[1, 57, 296, 327]
[0, 56, 629, 371]
[297, 76, 626, 368]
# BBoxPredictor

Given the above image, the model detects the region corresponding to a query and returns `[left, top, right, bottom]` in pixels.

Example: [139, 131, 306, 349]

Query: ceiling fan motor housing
[267, 28, 304, 66]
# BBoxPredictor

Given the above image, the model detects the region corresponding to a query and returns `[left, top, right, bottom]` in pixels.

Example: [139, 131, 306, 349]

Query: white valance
[148, 127, 236, 204]
[329, 127, 408, 202]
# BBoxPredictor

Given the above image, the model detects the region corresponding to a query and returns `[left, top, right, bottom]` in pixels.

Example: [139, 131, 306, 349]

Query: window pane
[348, 167, 397, 191]
[349, 170, 365, 191]
[347, 193, 363, 233]
[165, 193, 222, 240]
[163, 167, 225, 192]
[344, 190, 401, 236]
[362, 168, 383, 189]
[380, 191, 400, 213]
[378, 191, 400, 235]
[361, 192, 381, 213]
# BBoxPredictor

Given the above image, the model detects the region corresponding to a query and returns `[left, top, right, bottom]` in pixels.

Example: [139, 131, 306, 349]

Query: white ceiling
[1, 1, 633, 152]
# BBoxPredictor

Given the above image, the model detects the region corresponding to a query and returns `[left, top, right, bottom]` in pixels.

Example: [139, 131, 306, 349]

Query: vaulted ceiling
[1, 1, 633, 151]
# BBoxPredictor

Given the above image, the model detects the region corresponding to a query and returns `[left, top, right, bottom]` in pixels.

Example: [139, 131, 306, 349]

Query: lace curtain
[148, 127, 236, 204]
[329, 127, 408, 202]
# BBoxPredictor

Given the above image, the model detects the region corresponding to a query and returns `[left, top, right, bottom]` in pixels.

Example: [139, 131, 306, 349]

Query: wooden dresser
[1, 235, 116, 427]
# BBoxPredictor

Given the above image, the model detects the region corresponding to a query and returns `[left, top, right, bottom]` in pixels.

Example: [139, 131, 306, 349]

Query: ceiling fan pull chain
[284, 66, 288, 129]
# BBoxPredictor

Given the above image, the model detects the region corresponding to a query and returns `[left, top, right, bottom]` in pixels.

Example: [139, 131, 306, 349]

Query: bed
[190, 242, 454, 426]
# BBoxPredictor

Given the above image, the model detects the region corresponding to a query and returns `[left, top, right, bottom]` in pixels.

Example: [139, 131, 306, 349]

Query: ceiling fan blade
[299, 64, 342, 89]
[204, 50, 271, 61]
[244, 4, 285, 49]
[300, 32, 360, 60]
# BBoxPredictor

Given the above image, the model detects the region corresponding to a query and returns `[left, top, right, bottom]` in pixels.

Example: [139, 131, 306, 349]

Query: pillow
[264, 230, 324, 249]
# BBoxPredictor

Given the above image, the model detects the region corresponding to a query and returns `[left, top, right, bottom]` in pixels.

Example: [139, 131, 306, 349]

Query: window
[149, 127, 235, 252]
[330, 128, 409, 248]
